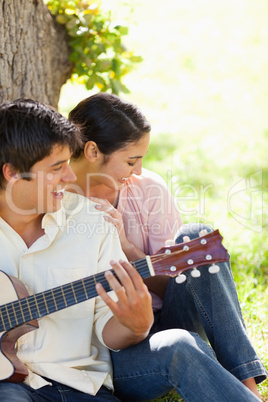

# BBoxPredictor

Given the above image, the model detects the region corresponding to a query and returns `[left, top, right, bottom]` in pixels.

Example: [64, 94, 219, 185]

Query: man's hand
[96, 259, 154, 350]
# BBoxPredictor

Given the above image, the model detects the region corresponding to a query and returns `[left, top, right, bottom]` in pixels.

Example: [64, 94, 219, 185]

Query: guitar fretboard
[0, 230, 228, 334]
[0, 259, 151, 332]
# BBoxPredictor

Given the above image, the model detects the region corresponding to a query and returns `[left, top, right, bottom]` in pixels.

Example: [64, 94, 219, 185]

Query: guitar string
[0, 253, 215, 328]
[0, 258, 180, 328]
[0, 262, 154, 327]
[0, 245, 216, 328]
[0, 250, 186, 314]
[0, 264, 211, 328]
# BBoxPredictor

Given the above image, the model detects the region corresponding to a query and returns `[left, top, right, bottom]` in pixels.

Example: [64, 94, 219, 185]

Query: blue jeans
[111, 223, 267, 402]
[0, 381, 120, 401]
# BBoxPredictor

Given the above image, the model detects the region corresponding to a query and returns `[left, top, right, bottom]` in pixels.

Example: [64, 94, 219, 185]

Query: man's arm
[96, 260, 154, 350]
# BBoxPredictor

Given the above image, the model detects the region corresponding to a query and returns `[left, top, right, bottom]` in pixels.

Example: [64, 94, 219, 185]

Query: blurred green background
[58, 1, 268, 399]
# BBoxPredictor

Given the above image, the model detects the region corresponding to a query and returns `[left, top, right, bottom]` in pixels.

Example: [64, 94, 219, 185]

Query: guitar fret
[0, 307, 7, 331]
[33, 295, 41, 317]
[26, 297, 33, 320]
[27, 295, 39, 320]
[63, 283, 75, 306]
[71, 283, 77, 303]
[51, 289, 58, 311]
[11, 302, 19, 326]
[82, 279, 89, 299]
[43, 294, 50, 313]
[18, 299, 26, 323]
[52, 287, 66, 310]
[4, 304, 14, 328]
[20, 298, 33, 323]
[72, 282, 87, 304]
[35, 293, 49, 317]
[61, 287, 67, 307]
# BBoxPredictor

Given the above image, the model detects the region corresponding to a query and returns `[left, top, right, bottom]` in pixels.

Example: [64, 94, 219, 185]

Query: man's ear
[2, 163, 20, 183]
[84, 141, 100, 162]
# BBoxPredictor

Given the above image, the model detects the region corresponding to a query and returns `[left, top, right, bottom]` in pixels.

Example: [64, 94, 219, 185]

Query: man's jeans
[111, 223, 267, 402]
[0, 382, 120, 401]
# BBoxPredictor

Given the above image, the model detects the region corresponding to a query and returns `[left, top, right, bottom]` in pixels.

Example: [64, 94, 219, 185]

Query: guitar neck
[0, 230, 229, 334]
[0, 257, 153, 333]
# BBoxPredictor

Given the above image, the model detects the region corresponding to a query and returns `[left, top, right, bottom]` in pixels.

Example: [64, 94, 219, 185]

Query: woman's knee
[149, 329, 216, 382]
[150, 328, 211, 360]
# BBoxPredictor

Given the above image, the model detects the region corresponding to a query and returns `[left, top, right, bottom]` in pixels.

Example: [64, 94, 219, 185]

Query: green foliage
[46, 0, 142, 93]
[151, 390, 184, 402]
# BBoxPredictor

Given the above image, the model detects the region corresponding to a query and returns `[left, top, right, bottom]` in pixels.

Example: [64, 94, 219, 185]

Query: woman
[69, 93, 266, 401]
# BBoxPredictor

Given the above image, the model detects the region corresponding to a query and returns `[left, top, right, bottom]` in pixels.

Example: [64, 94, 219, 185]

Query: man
[0, 99, 153, 401]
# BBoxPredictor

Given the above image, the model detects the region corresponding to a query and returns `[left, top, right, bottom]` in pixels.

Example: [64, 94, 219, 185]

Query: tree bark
[0, 0, 72, 108]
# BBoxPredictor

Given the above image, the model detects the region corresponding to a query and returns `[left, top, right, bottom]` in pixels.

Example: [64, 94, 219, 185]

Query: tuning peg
[165, 239, 175, 247]
[208, 264, 220, 274]
[199, 229, 208, 237]
[183, 235, 191, 243]
[175, 274, 187, 284]
[191, 268, 201, 278]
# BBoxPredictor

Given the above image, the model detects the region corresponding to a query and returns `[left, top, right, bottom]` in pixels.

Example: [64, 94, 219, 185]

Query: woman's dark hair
[0, 98, 82, 189]
[69, 93, 151, 159]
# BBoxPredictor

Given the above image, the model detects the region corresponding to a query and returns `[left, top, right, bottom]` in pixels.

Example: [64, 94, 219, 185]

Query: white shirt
[0, 192, 125, 394]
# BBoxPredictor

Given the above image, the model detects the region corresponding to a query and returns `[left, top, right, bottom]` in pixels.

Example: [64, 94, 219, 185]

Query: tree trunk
[0, 0, 72, 109]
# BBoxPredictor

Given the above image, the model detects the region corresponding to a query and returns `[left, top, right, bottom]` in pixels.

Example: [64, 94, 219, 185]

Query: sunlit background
[59, 0, 268, 242]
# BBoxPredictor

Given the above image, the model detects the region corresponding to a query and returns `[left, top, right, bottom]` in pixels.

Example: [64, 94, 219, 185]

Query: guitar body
[0, 271, 38, 383]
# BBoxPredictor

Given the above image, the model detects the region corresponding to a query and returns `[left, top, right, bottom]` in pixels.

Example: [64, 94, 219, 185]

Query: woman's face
[97, 132, 150, 190]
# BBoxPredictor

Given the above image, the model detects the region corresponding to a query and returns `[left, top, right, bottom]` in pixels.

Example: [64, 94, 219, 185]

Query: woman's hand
[89, 196, 127, 243]
[89, 196, 145, 260]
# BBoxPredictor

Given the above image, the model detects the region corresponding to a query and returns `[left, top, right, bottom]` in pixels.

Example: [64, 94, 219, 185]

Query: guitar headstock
[151, 230, 229, 279]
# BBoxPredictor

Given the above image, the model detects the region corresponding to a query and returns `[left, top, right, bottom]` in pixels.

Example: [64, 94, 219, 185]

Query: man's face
[6, 144, 77, 216]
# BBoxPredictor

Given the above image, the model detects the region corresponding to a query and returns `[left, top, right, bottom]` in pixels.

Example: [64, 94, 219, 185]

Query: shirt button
[21, 344, 29, 350]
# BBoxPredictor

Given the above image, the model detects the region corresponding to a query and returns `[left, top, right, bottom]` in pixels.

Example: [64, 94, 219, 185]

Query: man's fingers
[103, 260, 146, 300]
[118, 260, 147, 292]
[96, 281, 120, 312]
[105, 269, 126, 293]
[108, 260, 137, 296]
[96, 260, 154, 335]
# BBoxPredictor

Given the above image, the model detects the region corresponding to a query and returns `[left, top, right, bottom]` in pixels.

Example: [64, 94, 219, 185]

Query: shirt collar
[41, 205, 66, 231]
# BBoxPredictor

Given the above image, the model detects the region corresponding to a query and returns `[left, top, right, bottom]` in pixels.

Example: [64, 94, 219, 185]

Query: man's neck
[0, 198, 45, 248]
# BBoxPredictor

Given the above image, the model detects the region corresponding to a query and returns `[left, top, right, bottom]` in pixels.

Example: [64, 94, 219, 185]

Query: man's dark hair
[0, 98, 82, 189]
[69, 93, 151, 159]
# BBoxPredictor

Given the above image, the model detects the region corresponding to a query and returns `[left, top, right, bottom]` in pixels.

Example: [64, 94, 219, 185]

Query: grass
[143, 136, 268, 401]
[58, 1, 268, 399]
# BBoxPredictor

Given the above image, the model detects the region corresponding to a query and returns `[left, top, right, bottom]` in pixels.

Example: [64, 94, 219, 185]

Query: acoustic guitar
[0, 229, 228, 383]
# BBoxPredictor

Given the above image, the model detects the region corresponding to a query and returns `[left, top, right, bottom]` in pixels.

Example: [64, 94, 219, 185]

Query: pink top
[117, 169, 183, 310]
[117, 168, 182, 254]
